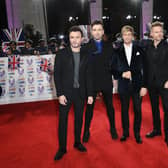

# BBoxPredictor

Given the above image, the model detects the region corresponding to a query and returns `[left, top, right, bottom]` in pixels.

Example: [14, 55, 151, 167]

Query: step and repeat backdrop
[0, 55, 56, 105]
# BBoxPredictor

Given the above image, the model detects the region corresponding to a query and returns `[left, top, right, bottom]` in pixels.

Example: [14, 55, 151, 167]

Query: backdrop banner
[0, 54, 56, 105]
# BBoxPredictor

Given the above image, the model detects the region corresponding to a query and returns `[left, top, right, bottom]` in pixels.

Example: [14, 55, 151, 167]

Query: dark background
[103, 0, 141, 39]
[0, 0, 8, 30]
[0, 0, 168, 39]
[46, 0, 89, 36]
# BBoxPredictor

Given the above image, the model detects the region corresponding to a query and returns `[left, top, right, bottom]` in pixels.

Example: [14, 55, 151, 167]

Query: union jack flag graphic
[1, 28, 25, 51]
[40, 58, 52, 73]
[8, 55, 20, 70]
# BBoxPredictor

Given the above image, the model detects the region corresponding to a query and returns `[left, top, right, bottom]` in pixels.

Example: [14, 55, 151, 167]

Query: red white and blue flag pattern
[1, 28, 25, 52]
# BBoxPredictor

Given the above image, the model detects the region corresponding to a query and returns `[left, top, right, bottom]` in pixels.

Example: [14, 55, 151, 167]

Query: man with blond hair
[115, 25, 146, 144]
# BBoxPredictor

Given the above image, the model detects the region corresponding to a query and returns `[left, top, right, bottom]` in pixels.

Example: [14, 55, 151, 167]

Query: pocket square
[136, 52, 140, 56]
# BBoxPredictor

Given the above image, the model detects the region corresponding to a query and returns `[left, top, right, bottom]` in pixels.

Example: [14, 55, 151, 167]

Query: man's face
[40, 41, 45, 47]
[150, 26, 164, 42]
[122, 31, 134, 44]
[25, 42, 31, 49]
[91, 24, 104, 41]
[10, 43, 16, 50]
[69, 31, 83, 49]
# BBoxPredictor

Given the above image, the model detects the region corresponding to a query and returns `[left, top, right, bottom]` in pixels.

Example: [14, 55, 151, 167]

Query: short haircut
[69, 26, 83, 37]
[121, 25, 134, 35]
[151, 21, 164, 30]
[91, 20, 104, 29]
[9, 41, 17, 45]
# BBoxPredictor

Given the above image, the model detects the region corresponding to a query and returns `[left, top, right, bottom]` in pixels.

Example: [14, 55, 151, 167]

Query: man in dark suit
[54, 26, 93, 160]
[115, 25, 147, 144]
[144, 22, 168, 146]
[82, 20, 118, 143]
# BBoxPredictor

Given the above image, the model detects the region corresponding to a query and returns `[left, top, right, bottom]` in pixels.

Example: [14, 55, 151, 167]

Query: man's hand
[140, 87, 148, 97]
[87, 96, 93, 105]
[164, 81, 168, 89]
[58, 95, 67, 106]
[122, 71, 132, 80]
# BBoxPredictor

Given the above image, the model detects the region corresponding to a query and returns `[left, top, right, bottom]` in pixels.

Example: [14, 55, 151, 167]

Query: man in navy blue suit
[115, 25, 147, 144]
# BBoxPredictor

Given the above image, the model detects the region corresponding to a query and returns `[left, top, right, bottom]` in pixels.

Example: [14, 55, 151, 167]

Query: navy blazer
[115, 43, 146, 94]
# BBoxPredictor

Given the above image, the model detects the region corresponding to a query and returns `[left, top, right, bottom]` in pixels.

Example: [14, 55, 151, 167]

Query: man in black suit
[54, 26, 93, 160]
[82, 20, 118, 143]
[115, 25, 147, 144]
[144, 22, 168, 146]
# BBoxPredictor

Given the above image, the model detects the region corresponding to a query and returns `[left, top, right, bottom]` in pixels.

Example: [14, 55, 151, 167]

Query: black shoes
[135, 135, 143, 144]
[120, 133, 129, 142]
[110, 129, 118, 140]
[146, 130, 161, 138]
[120, 132, 142, 144]
[83, 129, 118, 142]
[54, 142, 87, 161]
[74, 142, 87, 152]
[54, 149, 67, 160]
[83, 131, 90, 143]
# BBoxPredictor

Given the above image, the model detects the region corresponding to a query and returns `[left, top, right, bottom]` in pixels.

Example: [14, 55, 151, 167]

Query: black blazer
[85, 39, 117, 91]
[145, 40, 168, 88]
[115, 43, 145, 94]
[54, 47, 92, 99]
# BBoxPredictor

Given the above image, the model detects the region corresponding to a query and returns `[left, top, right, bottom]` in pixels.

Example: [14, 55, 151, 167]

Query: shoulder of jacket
[56, 47, 69, 55]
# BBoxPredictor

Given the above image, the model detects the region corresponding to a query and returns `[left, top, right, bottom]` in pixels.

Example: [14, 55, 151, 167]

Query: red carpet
[0, 94, 168, 168]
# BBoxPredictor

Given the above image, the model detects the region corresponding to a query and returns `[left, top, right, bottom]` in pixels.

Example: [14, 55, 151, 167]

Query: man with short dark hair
[34, 39, 48, 55]
[82, 20, 118, 143]
[7, 41, 20, 55]
[20, 39, 34, 55]
[54, 26, 93, 160]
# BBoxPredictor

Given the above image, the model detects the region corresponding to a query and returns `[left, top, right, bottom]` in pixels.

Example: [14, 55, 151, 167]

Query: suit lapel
[130, 44, 136, 68]
[68, 47, 74, 69]
[79, 50, 84, 69]
[121, 45, 129, 67]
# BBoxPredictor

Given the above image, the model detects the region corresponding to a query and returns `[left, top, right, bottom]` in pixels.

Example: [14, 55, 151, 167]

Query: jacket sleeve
[54, 51, 63, 97]
[140, 47, 148, 88]
[111, 49, 129, 80]
[86, 55, 93, 97]
[111, 50, 122, 79]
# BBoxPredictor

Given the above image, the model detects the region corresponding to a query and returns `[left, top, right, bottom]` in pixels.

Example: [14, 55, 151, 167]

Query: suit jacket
[115, 43, 145, 94]
[54, 47, 92, 99]
[85, 39, 117, 91]
[145, 40, 168, 88]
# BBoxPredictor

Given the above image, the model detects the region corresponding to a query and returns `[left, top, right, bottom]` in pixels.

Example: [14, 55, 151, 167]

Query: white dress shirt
[124, 43, 133, 66]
